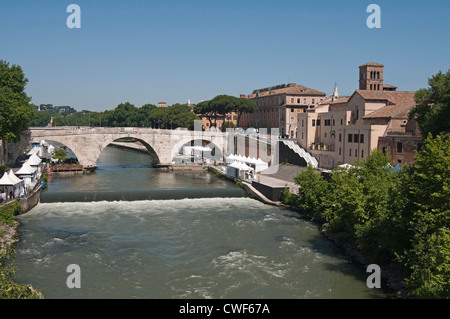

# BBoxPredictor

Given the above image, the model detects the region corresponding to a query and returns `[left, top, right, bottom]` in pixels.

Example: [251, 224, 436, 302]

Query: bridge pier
[82, 165, 98, 173]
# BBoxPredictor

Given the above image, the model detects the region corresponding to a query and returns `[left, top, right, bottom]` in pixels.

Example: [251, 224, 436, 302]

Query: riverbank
[0, 202, 44, 298]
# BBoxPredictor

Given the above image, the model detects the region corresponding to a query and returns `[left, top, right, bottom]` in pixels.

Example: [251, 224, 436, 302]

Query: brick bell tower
[359, 62, 384, 91]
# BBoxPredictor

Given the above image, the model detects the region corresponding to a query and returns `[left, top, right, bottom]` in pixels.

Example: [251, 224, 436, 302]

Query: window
[340, 119, 343, 125]
[339, 147, 342, 155]
[397, 142, 403, 153]
[304, 98, 307, 104]
[355, 149, 358, 157]
[417, 143, 422, 151]
[316, 119, 321, 126]
[291, 108, 294, 113]
[324, 133, 327, 138]
[291, 98, 294, 104]
[324, 119, 331, 126]
[312, 99, 315, 104]
[297, 98, 300, 103]
[301, 132, 304, 139]
[382, 147, 387, 155]
[339, 133, 342, 142]
[312, 119, 316, 127]
[354, 134, 359, 143]
[333, 119, 335, 126]
[349, 148, 352, 157]
[360, 134, 364, 143]
[302, 120, 304, 127]
[361, 150, 364, 158]
[348, 134, 353, 143]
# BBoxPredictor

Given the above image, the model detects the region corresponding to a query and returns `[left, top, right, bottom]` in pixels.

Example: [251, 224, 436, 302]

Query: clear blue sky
[1, 0, 449, 111]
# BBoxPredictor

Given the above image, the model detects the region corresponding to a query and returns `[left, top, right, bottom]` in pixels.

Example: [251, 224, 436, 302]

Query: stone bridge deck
[30, 127, 228, 168]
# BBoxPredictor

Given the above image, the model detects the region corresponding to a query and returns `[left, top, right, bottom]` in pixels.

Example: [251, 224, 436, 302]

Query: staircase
[280, 140, 319, 168]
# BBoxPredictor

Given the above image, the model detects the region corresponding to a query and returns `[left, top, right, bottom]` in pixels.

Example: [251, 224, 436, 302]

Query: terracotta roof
[359, 90, 416, 119]
[329, 96, 350, 104]
[359, 62, 384, 67]
[247, 84, 326, 98]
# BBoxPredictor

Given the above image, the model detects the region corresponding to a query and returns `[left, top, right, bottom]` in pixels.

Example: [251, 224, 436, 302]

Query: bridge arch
[97, 135, 161, 167]
[43, 140, 79, 162]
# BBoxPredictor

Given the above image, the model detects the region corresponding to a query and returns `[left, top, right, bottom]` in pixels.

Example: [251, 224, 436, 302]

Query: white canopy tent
[28, 153, 42, 166]
[15, 161, 37, 176]
[225, 154, 269, 173]
[226, 161, 253, 180]
[15, 161, 38, 191]
[27, 146, 40, 156]
[8, 170, 25, 197]
[0, 171, 23, 200]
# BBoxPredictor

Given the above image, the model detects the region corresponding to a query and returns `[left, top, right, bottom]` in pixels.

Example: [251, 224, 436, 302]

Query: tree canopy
[0, 60, 34, 143]
[194, 95, 257, 129]
[410, 69, 450, 138]
[46, 102, 199, 130]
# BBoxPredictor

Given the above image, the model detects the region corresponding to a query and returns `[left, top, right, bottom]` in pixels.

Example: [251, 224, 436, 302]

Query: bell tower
[359, 62, 384, 91]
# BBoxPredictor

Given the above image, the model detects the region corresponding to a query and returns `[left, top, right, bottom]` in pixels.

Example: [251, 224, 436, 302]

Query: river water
[14, 146, 387, 299]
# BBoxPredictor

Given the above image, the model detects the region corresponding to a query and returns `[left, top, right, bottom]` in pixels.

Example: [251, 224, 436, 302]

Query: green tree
[234, 98, 257, 127]
[30, 109, 52, 127]
[409, 70, 450, 137]
[194, 100, 218, 129]
[397, 134, 450, 298]
[293, 165, 330, 223]
[53, 148, 68, 162]
[221, 121, 236, 132]
[118, 102, 138, 127]
[0, 60, 34, 164]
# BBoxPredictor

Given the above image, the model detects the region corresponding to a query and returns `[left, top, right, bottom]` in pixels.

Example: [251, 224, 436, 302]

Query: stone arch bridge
[30, 127, 229, 169]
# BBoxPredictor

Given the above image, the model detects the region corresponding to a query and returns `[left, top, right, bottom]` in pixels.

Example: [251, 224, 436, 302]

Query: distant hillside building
[297, 62, 421, 168]
[240, 83, 327, 138]
[158, 102, 167, 108]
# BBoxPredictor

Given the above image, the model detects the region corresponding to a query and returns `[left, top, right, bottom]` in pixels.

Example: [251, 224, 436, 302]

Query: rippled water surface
[14, 146, 387, 299]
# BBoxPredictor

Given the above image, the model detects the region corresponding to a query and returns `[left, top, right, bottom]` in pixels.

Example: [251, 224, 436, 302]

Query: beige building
[240, 83, 327, 138]
[297, 62, 420, 169]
